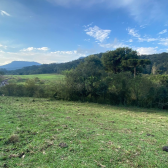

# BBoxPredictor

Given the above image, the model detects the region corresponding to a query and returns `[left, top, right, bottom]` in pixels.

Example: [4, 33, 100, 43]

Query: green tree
[124, 59, 151, 78]
[0, 71, 5, 75]
[65, 55, 105, 100]
[0, 70, 5, 83]
[25, 79, 38, 97]
[102, 47, 138, 73]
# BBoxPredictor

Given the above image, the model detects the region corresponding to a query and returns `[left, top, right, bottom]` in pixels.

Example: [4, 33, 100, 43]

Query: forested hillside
[3, 51, 168, 75]
[5, 53, 102, 75]
[3, 47, 168, 109]
[141, 52, 168, 74]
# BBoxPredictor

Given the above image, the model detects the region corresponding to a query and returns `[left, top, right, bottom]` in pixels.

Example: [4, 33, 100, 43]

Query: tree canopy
[102, 47, 138, 73]
[102, 47, 150, 77]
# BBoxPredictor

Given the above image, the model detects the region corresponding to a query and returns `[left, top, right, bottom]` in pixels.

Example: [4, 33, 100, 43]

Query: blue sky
[0, 0, 168, 65]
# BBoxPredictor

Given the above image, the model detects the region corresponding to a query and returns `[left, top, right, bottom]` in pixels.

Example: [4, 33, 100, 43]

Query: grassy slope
[4, 74, 65, 85]
[0, 97, 168, 167]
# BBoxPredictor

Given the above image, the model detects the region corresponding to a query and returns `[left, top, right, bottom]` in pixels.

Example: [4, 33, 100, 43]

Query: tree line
[2, 50, 168, 75]
[52, 48, 168, 109]
[1, 47, 168, 109]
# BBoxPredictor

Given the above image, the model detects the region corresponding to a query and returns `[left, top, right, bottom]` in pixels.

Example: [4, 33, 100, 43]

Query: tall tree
[65, 55, 105, 100]
[102, 47, 138, 73]
[151, 63, 157, 75]
[123, 59, 151, 78]
[102, 47, 150, 77]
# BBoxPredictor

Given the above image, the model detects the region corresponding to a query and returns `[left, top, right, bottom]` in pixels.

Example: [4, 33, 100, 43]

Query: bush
[1, 71, 168, 110]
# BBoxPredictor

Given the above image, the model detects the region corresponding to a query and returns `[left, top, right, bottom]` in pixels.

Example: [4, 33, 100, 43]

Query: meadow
[1, 96, 168, 167]
[4, 74, 65, 85]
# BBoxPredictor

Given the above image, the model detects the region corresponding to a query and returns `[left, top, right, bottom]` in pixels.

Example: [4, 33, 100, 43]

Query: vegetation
[1, 48, 168, 167]
[4, 54, 104, 75]
[50, 48, 168, 109]
[3, 51, 168, 76]
[0, 68, 7, 75]
[0, 71, 5, 75]
[1, 47, 168, 109]
[141, 52, 168, 74]
[102, 48, 139, 74]
[5, 74, 65, 85]
[1, 96, 168, 167]
[101, 48, 150, 77]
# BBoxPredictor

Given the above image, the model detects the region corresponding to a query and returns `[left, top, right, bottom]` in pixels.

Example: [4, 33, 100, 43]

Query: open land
[3, 74, 65, 85]
[0, 96, 168, 167]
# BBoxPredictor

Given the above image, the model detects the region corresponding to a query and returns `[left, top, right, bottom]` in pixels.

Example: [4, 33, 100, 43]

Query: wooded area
[1, 47, 168, 109]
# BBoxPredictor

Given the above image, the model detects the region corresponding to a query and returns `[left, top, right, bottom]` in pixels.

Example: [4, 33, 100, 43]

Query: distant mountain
[78, 57, 86, 60]
[7, 52, 168, 75]
[6, 53, 103, 75]
[0, 61, 41, 70]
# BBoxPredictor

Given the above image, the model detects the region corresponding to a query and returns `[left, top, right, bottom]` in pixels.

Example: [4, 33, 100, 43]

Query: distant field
[4, 74, 65, 85]
[1, 96, 168, 167]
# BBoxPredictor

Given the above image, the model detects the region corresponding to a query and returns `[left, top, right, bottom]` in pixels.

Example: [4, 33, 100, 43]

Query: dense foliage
[2, 47, 168, 109]
[102, 47, 138, 73]
[141, 52, 168, 74]
[4, 51, 168, 76]
[102, 48, 150, 77]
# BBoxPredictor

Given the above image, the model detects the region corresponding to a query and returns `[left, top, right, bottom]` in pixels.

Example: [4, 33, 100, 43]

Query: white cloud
[21, 47, 34, 52]
[140, 24, 147, 29]
[127, 28, 158, 42]
[127, 28, 140, 38]
[128, 39, 133, 42]
[138, 38, 158, 42]
[37, 47, 49, 51]
[83, 22, 93, 28]
[158, 29, 167, 35]
[20, 47, 49, 52]
[85, 26, 111, 42]
[51, 50, 77, 54]
[137, 47, 158, 55]
[159, 38, 168, 46]
[0, 44, 7, 49]
[1, 10, 10, 16]
[84, 39, 90, 42]
[0, 50, 5, 53]
[99, 38, 126, 49]
[0, 49, 89, 66]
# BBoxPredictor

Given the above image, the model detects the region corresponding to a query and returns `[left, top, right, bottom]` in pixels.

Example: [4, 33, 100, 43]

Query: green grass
[4, 74, 65, 85]
[1, 97, 168, 167]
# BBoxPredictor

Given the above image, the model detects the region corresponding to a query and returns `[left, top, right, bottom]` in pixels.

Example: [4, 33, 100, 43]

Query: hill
[4, 52, 168, 75]
[6, 53, 103, 75]
[0, 61, 41, 71]
[141, 52, 168, 74]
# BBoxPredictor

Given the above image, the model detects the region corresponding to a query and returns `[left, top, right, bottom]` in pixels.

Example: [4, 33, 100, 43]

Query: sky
[0, 0, 168, 65]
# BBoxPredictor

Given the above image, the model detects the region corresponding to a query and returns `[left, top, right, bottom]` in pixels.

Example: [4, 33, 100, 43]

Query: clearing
[0, 97, 168, 167]
[4, 74, 65, 85]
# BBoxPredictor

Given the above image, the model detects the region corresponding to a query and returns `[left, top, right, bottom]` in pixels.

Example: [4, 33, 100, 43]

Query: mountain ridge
[0, 61, 41, 70]
[3, 52, 168, 75]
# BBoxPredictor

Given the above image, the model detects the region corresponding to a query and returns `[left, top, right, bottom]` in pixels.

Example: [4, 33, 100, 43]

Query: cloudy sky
[0, 0, 168, 65]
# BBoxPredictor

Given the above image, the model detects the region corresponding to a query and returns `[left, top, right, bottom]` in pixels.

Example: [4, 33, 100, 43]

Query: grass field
[4, 74, 65, 85]
[1, 97, 168, 167]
